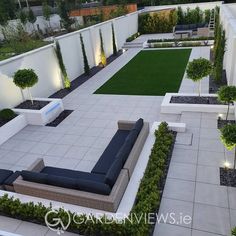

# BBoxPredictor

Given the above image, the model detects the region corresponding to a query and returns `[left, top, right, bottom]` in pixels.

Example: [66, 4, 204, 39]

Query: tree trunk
[226, 103, 230, 121]
[234, 147, 236, 170]
[198, 80, 201, 97]
[28, 88, 34, 105]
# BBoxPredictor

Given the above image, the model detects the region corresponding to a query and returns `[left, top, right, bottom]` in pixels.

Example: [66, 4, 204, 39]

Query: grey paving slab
[198, 150, 226, 167]
[193, 203, 231, 235]
[15, 221, 49, 236]
[163, 178, 195, 202]
[199, 139, 225, 153]
[171, 148, 198, 164]
[195, 182, 228, 208]
[196, 165, 220, 185]
[0, 216, 22, 233]
[228, 187, 236, 210]
[153, 223, 191, 236]
[192, 230, 222, 236]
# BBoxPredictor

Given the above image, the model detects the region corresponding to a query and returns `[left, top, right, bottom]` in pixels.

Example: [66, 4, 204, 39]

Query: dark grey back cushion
[0, 169, 14, 185]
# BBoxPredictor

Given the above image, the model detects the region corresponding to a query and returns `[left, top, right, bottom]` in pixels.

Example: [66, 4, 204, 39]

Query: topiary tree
[220, 124, 236, 169]
[18, 10, 28, 27]
[54, 40, 71, 89]
[186, 57, 212, 96]
[0, 109, 16, 121]
[99, 29, 107, 67]
[111, 23, 117, 56]
[13, 69, 38, 105]
[80, 33, 90, 75]
[218, 86, 236, 121]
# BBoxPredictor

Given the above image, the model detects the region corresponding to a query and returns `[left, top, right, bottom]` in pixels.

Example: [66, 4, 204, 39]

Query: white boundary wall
[220, 4, 236, 86]
[0, 12, 138, 109]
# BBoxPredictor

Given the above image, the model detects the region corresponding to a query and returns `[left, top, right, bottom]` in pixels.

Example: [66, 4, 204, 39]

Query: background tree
[18, 10, 28, 27]
[220, 124, 236, 169]
[28, 8, 37, 31]
[80, 33, 90, 75]
[13, 69, 38, 105]
[0, 2, 9, 40]
[54, 40, 71, 89]
[99, 29, 107, 67]
[111, 23, 117, 55]
[42, 0, 52, 29]
[186, 58, 212, 96]
[217, 86, 236, 121]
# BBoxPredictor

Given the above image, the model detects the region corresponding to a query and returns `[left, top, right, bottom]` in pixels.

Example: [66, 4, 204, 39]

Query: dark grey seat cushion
[41, 167, 105, 183]
[105, 157, 123, 187]
[4, 171, 21, 186]
[22, 170, 111, 195]
[91, 130, 130, 175]
[0, 169, 14, 185]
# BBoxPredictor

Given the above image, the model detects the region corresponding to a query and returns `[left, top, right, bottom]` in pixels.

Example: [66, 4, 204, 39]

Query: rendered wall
[0, 12, 138, 109]
[220, 4, 236, 86]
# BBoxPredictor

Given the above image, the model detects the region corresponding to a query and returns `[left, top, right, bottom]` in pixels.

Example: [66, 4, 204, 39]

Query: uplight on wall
[224, 161, 230, 169]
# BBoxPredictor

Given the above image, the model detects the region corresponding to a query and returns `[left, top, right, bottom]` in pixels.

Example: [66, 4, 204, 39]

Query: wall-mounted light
[224, 161, 230, 169]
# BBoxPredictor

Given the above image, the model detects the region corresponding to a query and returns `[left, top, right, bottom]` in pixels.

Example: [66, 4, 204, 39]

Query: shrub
[186, 58, 212, 96]
[54, 40, 71, 89]
[0, 109, 16, 121]
[79, 33, 90, 75]
[13, 69, 38, 104]
[126, 32, 140, 42]
[220, 124, 236, 169]
[0, 122, 175, 236]
[217, 86, 236, 120]
[99, 29, 106, 67]
[232, 227, 236, 236]
[111, 23, 117, 55]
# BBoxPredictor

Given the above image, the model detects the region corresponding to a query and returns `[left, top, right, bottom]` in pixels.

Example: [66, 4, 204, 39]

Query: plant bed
[217, 118, 235, 129]
[161, 93, 235, 114]
[0, 115, 27, 145]
[170, 96, 223, 104]
[209, 70, 228, 93]
[15, 100, 50, 110]
[0, 122, 176, 236]
[50, 51, 123, 99]
[220, 167, 236, 187]
[13, 98, 64, 126]
[46, 110, 73, 127]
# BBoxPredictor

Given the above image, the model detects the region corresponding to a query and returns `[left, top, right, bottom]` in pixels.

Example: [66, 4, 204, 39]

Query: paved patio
[0, 41, 234, 235]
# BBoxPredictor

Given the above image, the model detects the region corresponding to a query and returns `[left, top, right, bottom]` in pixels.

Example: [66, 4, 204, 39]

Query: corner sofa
[174, 23, 208, 38]
[13, 119, 149, 212]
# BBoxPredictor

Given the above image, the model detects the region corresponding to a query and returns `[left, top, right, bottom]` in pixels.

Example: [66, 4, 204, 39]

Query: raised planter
[13, 98, 64, 126]
[0, 115, 27, 145]
[161, 93, 235, 114]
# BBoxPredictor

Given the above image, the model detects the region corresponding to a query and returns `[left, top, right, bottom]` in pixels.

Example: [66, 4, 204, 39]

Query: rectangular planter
[0, 115, 27, 145]
[161, 93, 234, 115]
[13, 98, 64, 126]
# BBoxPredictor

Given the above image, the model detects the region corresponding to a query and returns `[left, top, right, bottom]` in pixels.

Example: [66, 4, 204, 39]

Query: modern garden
[0, 1, 236, 236]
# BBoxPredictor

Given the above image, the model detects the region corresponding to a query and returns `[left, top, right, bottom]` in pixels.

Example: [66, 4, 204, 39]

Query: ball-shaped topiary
[13, 69, 38, 90]
[0, 109, 16, 121]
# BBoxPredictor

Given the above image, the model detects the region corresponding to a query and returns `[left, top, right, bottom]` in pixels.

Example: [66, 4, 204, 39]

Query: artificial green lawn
[94, 49, 191, 96]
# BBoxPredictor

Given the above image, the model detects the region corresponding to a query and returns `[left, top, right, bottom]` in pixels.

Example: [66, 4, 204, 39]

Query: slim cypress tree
[80, 33, 90, 75]
[99, 29, 107, 67]
[111, 23, 117, 55]
[54, 40, 71, 89]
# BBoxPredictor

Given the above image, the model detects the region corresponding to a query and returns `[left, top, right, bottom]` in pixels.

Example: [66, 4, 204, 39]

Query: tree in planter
[54, 40, 71, 89]
[111, 23, 117, 56]
[186, 58, 212, 96]
[218, 86, 236, 121]
[79, 33, 90, 75]
[13, 69, 38, 105]
[220, 124, 236, 169]
[99, 29, 107, 67]
[18, 10, 28, 28]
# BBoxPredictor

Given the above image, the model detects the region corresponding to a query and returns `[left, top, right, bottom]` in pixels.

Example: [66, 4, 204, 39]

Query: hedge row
[126, 32, 140, 42]
[147, 36, 214, 43]
[0, 122, 174, 236]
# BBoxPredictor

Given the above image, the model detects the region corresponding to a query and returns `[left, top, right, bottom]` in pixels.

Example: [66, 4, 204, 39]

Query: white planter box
[0, 115, 27, 145]
[13, 98, 64, 126]
[161, 93, 234, 115]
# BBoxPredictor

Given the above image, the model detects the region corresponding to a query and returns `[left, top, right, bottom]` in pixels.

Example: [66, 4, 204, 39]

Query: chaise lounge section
[13, 119, 149, 212]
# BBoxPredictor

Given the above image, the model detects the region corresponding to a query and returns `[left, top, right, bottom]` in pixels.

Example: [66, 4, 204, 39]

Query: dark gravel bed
[46, 110, 73, 127]
[170, 96, 223, 105]
[218, 119, 235, 129]
[220, 167, 236, 187]
[15, 100, 50, 110]
[49, 51, 122, 99]
[0, 116, 17, 127]
[209, 70, 227, 94]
